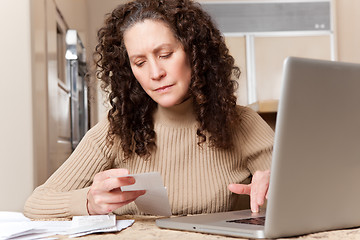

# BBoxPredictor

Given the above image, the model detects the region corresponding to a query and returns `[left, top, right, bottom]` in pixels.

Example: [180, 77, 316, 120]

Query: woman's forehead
[123, 20, 182, 56]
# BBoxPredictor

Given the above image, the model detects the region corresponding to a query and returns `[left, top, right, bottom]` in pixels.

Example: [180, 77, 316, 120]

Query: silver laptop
[156, 57, 360, 238]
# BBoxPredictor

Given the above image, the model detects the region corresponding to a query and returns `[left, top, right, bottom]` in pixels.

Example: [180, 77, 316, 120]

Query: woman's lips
[155, 84, 174, 92]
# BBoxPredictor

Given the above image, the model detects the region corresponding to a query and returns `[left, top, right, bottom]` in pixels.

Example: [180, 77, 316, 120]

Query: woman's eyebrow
[129, 43, 176, 61]
[153, 43, 174, 53]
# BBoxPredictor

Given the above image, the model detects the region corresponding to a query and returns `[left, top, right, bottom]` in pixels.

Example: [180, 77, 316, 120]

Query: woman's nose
[150, 60, 166, 80]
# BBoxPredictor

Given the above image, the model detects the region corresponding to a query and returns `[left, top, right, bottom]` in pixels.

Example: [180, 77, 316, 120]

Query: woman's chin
[155, 98, 182, 108]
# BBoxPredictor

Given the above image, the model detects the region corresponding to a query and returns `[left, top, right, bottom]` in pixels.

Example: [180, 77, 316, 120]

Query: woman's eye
[135, 61, 145, 67]
[160, 52, 173, 59]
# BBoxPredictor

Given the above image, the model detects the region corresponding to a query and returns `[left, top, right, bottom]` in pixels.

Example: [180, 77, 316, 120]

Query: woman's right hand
[87, 168, 146, 215]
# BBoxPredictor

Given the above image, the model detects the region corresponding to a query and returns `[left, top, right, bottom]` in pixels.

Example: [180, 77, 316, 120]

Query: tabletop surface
[43, 215, 360, 240]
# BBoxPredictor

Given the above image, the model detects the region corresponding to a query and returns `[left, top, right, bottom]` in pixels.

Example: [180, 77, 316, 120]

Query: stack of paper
[0, 212, 134, 240]
[68, 215, 134, 238]
[1, 172, 170, 239]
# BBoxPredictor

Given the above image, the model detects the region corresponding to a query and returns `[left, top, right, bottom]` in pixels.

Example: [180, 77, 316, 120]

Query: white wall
[0, 0, 34, 211]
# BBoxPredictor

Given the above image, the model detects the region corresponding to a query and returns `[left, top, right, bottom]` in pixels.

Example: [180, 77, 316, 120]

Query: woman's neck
[153, 97, 197, 127]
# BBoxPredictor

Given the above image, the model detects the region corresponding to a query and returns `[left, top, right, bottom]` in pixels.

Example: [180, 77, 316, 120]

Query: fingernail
[252, 207, 259, 213]
[129, 177, 136, 184]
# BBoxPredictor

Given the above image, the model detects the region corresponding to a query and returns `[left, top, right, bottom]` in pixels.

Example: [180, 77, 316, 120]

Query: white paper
[119, 172, 172, 216]
[0, 212, 34, 240]
[0, 222, 35, 239]
[68, 215, 116, 235]
[69, 220, 134, 238]
[33, 221, 71, 234]
[0, 212, 135, 240]
[0, 221, 71, 240]
[0, 212, 30, 222]
[121, 172, 164, 191]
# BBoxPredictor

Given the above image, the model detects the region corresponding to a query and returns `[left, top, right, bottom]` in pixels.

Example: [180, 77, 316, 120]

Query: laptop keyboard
[226, 216, 265, 226]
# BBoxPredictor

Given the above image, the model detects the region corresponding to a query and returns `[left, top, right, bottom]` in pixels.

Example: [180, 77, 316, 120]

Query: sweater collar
[153, 98, 197, 127]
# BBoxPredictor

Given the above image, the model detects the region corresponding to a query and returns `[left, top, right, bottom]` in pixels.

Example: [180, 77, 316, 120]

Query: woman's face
[124, 20, 192, 108]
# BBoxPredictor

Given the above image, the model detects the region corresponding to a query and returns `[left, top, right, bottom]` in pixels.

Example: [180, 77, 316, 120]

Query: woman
[24, 0, 273, 219]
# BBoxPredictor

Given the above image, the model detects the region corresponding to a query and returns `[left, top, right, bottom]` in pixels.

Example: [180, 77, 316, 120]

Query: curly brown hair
[94, 0, 241, 160]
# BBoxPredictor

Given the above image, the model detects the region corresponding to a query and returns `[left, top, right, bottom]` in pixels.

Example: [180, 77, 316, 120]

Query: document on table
[0, 212, 134, 240]
[0, 212, 70, 240]
[119, 172, 172, 216]
[68, 215, 134, 238]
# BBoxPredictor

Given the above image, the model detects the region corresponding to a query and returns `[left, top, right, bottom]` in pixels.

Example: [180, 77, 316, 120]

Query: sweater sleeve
[23, 118, 115, 219]
[237, 106, 274, 174]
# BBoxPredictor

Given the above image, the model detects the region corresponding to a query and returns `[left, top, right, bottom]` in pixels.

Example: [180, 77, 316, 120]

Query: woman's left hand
[228, 170, 270, 213]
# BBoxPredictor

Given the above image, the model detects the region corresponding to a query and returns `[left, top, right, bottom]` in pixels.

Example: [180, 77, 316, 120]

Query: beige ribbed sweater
[24, 99, 274, 219]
